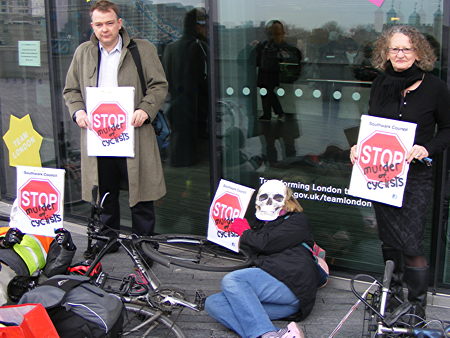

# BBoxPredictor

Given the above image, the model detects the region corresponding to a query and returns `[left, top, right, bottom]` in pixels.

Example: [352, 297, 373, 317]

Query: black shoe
[400, 302, 426, 327]
[258, 116, 271, 121]
[84, 240, 120, 259]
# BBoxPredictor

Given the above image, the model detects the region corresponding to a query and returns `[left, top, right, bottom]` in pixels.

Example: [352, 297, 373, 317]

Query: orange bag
[0, 303, 58, 337]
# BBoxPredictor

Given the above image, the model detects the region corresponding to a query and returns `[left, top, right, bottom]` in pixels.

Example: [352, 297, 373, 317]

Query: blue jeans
[205, 267, 300, 338]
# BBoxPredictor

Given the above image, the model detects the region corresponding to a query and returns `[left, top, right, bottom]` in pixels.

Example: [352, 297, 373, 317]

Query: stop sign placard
[19, 179, 60, 220]
[210, 193, 242, 231]
[357, 131, 407, 182]
[91, 102, 127, 140]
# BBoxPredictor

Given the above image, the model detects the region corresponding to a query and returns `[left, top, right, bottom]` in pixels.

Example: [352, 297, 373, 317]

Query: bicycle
[351, 260, 450, 337]
[82, 186, 252, 336]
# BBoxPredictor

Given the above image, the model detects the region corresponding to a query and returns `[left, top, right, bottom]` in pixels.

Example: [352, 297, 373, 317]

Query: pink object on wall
[368, 0, 384, 7]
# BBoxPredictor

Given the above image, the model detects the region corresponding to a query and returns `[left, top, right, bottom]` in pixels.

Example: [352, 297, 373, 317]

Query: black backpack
[18, 275, 124, 337]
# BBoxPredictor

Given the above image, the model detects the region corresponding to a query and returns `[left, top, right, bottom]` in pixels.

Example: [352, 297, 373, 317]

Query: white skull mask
[255, 180, 287, 221]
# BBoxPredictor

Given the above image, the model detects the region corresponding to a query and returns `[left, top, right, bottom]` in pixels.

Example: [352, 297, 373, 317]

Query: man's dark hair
[90, 0, 120, 19]
[265, 20, 285, 39]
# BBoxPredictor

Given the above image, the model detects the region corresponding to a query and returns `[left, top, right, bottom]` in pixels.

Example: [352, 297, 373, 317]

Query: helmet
[7, 275, 37, 303]
[67, 260, 102, 277]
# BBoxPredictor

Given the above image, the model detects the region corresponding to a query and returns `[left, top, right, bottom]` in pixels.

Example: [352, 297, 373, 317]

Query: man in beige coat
[63, 0, 168, 243]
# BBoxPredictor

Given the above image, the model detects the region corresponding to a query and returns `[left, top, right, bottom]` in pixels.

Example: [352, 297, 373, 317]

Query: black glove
[54, 228, 76, 251]
[1, 228, 24, 248]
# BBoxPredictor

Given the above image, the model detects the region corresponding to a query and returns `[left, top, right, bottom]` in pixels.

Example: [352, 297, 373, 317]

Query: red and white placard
[86, 87, 135, 157]
[10, 166, 65, 236]
[207, 179, 255, 252]
[348, 115, 416, 207]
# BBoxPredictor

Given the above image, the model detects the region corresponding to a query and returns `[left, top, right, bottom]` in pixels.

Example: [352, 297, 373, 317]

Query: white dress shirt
[98, 35, 122, 87]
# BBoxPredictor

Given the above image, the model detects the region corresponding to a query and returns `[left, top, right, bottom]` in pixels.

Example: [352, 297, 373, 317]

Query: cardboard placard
[11, 166, 65, 236]
[207, 179, 255, 252]
[86, 86, 135, 157]
[348, 115, 416, 207]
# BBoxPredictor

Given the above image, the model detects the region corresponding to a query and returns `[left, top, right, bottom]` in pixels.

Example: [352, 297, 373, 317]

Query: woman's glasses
[388, 47, 415, 55]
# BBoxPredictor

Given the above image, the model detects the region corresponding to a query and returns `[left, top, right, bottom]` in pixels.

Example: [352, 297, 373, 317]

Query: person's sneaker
[277, 114, 286, 122]
[280, 322, 304, 338]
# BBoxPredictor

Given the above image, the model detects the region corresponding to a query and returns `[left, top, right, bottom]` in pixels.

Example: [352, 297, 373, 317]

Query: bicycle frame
[351, 260, 450, 337]
[85, 232, 203, 312]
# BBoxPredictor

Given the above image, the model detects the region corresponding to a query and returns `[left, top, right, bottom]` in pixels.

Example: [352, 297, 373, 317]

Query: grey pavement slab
[1, 201, 450, 337]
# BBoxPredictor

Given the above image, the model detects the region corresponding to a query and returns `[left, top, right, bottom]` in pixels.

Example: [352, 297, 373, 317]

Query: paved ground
[1, 201, 450, 337]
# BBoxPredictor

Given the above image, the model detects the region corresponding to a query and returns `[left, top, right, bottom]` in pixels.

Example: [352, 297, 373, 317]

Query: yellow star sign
[2, 114, 43, 167]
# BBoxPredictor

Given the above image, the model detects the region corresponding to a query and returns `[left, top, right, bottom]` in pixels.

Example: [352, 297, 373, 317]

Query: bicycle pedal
[195, 289, 206, 311]
[94, 271, 108, 288]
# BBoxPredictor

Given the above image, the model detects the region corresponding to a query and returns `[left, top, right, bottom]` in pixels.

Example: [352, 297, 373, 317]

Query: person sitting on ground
[0, 227, 76, 304]
[205, 179, 327, 338]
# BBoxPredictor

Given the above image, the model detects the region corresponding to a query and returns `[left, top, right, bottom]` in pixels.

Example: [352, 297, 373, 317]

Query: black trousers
[261, 84, 284, 118]
[97, 157, 155, 236]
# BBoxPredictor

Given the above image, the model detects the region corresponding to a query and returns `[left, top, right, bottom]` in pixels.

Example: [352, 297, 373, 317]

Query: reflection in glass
[215, 0, 444, 276]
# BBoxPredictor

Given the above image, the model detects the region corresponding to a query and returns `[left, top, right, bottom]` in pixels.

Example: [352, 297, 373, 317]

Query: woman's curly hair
[371, 25, 437, 72]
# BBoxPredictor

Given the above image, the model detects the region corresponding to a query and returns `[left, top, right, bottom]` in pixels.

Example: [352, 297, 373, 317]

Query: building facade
[1, 0, 450, 289]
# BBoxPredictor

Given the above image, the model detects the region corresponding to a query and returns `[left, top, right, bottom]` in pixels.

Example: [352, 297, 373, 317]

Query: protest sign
[207, 179, 255, 252]
[86, 86, 135, 157]
[10, 166, 65, 236]
[348, 115, 416, 207]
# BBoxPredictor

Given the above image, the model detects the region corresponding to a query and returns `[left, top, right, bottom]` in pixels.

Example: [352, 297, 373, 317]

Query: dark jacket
[239, 212, 319, 320]
[368, 72, 450, 156]
[162, 33, 208, 166]
[256, 40, 302, 86]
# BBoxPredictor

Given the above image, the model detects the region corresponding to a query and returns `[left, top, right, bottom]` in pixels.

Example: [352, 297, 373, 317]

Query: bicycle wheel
[139, 234, 252, 272]
[123, 304, 185, 338]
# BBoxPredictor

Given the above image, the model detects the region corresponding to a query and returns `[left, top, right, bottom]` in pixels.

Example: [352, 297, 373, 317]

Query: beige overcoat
[63, 28, 168, 207]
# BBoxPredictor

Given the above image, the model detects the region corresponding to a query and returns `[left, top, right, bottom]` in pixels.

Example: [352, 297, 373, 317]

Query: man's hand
[2, 228, 24, 248]
[131, 109, 149, 127]
[55, 228, 76, 251]
[74, 110, 91, 129]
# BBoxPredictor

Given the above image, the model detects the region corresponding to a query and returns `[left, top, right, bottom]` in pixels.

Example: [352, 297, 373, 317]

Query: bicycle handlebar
[382, 260, 395, 289]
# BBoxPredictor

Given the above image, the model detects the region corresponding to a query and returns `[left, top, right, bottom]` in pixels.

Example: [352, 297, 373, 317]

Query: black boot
[381, 245, 405, 312]
[403, 266, 428, 326]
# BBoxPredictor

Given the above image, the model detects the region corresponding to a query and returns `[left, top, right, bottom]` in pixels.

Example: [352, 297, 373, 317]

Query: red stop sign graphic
[91, 103, 127, 140]
[19, 179, 60, 220]
[357, 131, 407, 182]
[210, 193, 242, 231]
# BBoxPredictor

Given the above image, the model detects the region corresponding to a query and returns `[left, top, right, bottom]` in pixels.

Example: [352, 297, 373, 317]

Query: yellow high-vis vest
[0, 227, 53, 275]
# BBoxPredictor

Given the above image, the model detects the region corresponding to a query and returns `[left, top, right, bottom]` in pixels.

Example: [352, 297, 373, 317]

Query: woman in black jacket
[350, 25, 450, 324]
[205, 180, 327, 338]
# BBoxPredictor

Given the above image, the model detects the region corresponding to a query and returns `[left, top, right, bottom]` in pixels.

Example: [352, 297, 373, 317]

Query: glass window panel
[0, 0, 56, 200]
[46, 0, 209, 234]
[214, 0, 445, 274]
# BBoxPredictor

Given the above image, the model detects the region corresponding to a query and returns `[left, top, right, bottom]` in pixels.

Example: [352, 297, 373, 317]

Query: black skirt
[373, 162, 433, 256]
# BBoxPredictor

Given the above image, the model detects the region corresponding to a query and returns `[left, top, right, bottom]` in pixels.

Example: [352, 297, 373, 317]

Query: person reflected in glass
[162, 8, 208, 167]
[256, 20, 302, 122]
[350, 25, 450, 325]
[318, 32, 355, 121]
[206, 180, 327, 338]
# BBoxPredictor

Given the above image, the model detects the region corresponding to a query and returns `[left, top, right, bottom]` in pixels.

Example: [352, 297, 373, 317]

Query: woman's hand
[350, 145, 358, 165]
[229, 218, 251, 236]
[406, 145, 429, 164]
